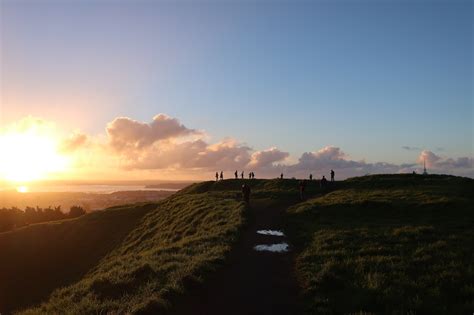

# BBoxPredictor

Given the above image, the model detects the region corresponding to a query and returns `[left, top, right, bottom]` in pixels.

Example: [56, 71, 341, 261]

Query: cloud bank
[100, 114, 473, 179]
[7, 114, 471, 180]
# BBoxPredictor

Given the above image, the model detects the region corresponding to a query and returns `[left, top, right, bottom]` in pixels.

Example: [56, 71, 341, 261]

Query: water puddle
[256, 230, 285, 237]
[254, 243, 289, 253]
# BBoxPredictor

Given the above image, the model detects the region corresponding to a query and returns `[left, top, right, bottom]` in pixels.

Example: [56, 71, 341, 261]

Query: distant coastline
[145, 182, 193, 190]
[0, 189, 176, 211]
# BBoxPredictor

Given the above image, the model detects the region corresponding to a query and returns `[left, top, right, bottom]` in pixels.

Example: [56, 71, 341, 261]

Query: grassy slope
[3, 191, 244, 314]
[2, 175, 472, 314]
[0, 203, 155, 313]
[286, 174, 474, 314]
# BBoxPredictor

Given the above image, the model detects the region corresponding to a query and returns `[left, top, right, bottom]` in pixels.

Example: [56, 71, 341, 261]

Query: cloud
[418, 150, 473, 170]
[402, 146, 421, 151]
[417, 150, 441, 168]
[106, 114, 199, 152]
[1, 116, 54, 135]
[286, 146, 402, 178]
[104, 115, 474, 179]
[296, 146, 347, 169]
[60, 132, 88, 152]
[249, 147, 289, 168]
[119, 138, 253, 171]
[28, 113, 470, 180]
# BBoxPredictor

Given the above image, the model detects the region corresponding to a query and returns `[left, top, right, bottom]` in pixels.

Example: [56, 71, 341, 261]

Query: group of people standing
[215, 171, 256, 181]
[298, 169, 335, 200]
[278, 169, 335, 183]
[320, 169, 336, 186]
[215, 169, 336, 183]
[238, 169, 337, 204]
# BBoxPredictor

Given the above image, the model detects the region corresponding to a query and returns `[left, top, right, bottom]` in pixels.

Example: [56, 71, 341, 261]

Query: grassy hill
[285, 174, 474, 314]
[0, 203, 155, 313]
[0, 174, 472, 314]
[1, 193, 245, 314]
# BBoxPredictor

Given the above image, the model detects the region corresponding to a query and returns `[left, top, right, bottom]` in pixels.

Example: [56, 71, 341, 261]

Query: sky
[0, 0, 472, 181]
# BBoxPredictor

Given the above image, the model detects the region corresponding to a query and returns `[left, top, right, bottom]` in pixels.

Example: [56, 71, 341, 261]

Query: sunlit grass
[12, 193, 245, 314]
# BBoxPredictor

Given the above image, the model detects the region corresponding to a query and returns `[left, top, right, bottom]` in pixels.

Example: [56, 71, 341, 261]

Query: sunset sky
[0, 0, 472, 182]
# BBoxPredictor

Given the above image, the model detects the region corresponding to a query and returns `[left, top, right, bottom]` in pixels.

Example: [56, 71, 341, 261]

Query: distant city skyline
[0, 0, 472, 181]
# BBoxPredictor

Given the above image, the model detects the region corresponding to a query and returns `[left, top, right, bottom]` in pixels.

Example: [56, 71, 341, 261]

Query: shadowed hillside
[286, 174, 474, 314]
[1, 174, 472, 314]
[0, 203, 154, 313]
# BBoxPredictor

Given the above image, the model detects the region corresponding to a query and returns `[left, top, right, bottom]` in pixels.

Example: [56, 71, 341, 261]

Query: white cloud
[59, 131, 88, 152]
[249, 147, 289, 168]
[106, 114, 199, 152]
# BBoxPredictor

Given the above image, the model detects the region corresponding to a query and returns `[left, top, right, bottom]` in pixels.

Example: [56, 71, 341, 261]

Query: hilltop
[0, 174, 472, 314]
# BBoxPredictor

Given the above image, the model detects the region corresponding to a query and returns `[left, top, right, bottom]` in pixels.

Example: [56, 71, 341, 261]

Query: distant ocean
[1, 184, 179, 194]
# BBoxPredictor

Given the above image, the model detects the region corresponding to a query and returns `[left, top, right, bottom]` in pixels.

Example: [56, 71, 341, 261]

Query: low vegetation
[285, 174, 474, 314]
[15, 192, 244, 314]
[0, 205, 86, 232]
[1, 174, 472, 314]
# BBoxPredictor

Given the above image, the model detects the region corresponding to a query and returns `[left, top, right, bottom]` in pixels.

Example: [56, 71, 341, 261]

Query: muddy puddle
[253, 243, 289, 253]
[256, 230, 285, 237]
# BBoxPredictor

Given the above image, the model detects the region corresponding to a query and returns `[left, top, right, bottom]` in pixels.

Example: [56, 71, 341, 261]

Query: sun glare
[0, 127, 69, 182]
[16, 185, 29, 193]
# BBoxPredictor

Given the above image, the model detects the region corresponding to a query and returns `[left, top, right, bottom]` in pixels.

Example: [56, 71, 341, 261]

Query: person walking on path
[249, 172, 252, 179]
[280, 173, 284, 179]
[215, 172, 219, 181]
[241, 184, 251, 204]
[330, 169, 335, 182]
[299, 180, 307, 200]
[309, 174, 313, 181]
[220, 171, 224, 181]
[241, 171, 244, 179]
[235, 170, 238, 179]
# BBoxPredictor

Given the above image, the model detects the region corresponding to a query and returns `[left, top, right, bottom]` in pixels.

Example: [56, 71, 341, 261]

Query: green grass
[180, 178, 325, 203]
[286, 174, 474, 314]
[6, 192, 244, 314]
[2, 174, 472, 314]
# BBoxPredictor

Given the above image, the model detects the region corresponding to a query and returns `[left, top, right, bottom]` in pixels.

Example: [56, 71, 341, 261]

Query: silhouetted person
[241, 171, 244, 179]
[280, 173, 284, 179]
[215, 172, 219, 181]
[235, 170, 238, 179]
[220, 171, 224, 180]
[320, 175, 328, 188]
[249, 172, 252, 179]
[330, 169, 335, 182]
[299, 180, 307, 200]
[252, 172, 255, 179]
[242, 184, 251, 204]
[309, 174, 313, 181]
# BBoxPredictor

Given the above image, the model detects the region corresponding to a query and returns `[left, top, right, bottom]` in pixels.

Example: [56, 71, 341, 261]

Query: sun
[17, 185, 29, 193]
[0, 125, 69, 182]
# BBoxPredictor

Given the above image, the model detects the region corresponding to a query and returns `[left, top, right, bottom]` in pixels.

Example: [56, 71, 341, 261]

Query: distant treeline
[0, 206, 86, 233]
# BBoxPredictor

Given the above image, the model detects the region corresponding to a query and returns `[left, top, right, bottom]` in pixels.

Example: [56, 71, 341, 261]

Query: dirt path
[171, 199, 302, 315]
